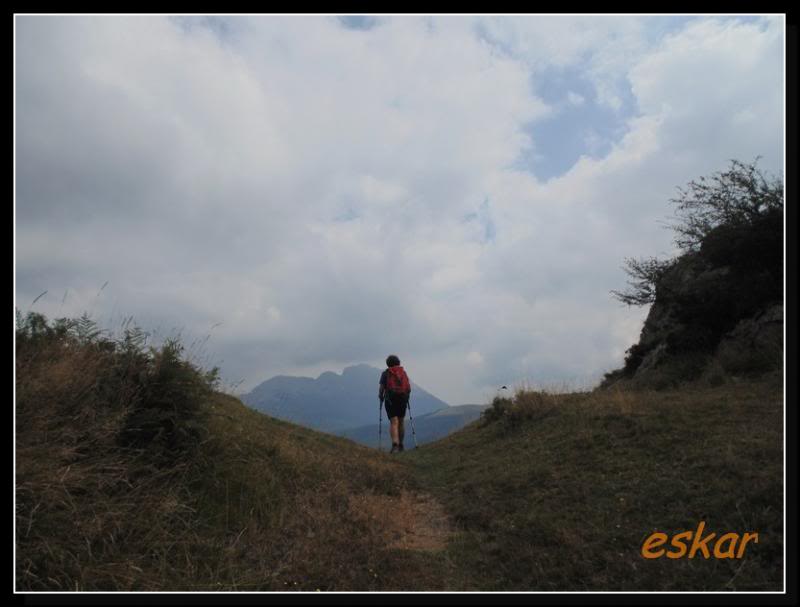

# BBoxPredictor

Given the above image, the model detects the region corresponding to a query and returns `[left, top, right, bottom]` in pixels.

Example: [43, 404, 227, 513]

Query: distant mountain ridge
[338, 404, 489, 448]
[241, 364, 449, 432]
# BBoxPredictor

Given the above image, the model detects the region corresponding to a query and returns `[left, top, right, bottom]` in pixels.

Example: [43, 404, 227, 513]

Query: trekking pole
[407, 397, 419, 449]
[378, 398, 383, 452]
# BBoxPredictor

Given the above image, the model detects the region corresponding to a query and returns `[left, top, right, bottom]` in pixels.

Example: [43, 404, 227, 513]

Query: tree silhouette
[612, 159, 783, 307]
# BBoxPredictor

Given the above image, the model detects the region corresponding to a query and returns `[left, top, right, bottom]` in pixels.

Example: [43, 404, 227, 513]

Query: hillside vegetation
[15, 311, 783, 592]
[406, 379, 783, 590]
[605, 159, 783, 389]
[15, 312, 448, 591]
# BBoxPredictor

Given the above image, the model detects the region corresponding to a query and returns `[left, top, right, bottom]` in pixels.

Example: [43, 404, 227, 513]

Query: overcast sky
[14, 14, 785, 405]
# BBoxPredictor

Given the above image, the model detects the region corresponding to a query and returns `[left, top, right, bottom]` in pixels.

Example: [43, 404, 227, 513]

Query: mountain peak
[242, 364, 449, 432]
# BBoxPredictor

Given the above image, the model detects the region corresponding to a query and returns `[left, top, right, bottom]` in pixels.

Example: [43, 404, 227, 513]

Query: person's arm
[378, 371, 385, 401]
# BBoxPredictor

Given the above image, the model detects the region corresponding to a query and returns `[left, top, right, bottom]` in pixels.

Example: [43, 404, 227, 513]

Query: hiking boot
[398, 444, 404, 452]
[390, 444, 399, 454]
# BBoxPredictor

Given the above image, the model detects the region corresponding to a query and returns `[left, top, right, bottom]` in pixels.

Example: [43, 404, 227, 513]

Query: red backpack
[385, 366, 411, 395]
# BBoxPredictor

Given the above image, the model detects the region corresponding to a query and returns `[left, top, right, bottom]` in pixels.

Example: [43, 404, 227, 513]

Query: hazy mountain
[338, 404, 489, 448]
[240, 364, 449, 432]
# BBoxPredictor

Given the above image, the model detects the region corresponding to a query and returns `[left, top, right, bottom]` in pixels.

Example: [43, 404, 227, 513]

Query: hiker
[379, 355, 411, 453]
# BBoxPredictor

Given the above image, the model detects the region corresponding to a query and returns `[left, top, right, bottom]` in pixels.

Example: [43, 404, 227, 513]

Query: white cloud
[628, 16, 784, 167]
[567, 91, 586, 106]
[467, 351, 484, 366]
[15, 15, 784, 405]
[476, 15, 648, 109]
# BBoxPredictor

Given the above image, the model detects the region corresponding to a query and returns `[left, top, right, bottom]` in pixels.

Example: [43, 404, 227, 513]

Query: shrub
[16, 310, 218, 468]
[481, 390, 563, 429]
[612, 159, 783, 308]
[622, 342, 653, 375]
[15, 310, 222, 590]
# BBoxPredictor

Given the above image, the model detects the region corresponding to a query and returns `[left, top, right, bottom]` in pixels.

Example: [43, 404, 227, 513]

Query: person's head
[386, 355, 400, 368]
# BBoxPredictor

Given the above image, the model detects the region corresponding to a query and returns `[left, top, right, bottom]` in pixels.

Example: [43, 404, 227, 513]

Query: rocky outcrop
[715, 304, 783, 374]
[602, 211, 783, 389]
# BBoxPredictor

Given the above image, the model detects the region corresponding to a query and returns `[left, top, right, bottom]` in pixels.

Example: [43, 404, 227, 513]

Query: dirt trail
[349, 490, 454, 551]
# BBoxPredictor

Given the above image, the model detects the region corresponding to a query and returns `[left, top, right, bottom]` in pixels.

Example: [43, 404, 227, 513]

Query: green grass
[16, 311, 783, 591]
[15, 312, 450, 591]
[186, 393, 453, 591]
[405, 380, 783, 591]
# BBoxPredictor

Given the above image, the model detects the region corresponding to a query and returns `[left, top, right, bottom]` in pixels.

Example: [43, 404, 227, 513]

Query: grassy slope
[17, 388, 453, 591]
[405, 377, 784, 591]
[188, 393, 451, 591]
[16, 317, 783, 591]
[14, 318, 448, 591]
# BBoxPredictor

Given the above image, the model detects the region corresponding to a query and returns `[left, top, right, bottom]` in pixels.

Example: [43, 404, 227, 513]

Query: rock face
[716, 304, 783, 374]
[603, 209, 783, 389]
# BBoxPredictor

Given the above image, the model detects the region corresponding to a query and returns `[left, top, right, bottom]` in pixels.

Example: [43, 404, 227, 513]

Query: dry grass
[349, 491, 453, 552]
[15, 312, 453, 591]
[19, 311, 781, 592]
[409, 376, 784, 591]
